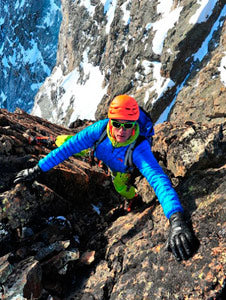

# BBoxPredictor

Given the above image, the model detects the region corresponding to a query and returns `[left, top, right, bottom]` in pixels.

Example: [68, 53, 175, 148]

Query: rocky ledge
[0, 109, 225, 299]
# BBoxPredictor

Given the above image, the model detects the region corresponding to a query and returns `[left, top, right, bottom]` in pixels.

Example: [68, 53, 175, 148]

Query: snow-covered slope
[32, 0, 226, 126]
[0, 0, 62, 112]
[1, 0, 225, 125]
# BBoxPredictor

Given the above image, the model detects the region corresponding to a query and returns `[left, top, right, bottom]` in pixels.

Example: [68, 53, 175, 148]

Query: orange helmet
[108, 95, 140, 121]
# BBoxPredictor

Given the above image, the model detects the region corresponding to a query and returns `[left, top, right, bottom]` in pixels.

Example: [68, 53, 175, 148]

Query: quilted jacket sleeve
[133, 139, 184, 219]
[38, 119, 108, 172]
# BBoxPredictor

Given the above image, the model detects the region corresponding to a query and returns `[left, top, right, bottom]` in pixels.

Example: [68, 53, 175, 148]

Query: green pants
[111, 172, 136, 200]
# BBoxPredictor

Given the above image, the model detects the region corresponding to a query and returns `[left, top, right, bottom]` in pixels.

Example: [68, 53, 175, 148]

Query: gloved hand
[13, 165, 43, 184]
[167, 212, 194, 261]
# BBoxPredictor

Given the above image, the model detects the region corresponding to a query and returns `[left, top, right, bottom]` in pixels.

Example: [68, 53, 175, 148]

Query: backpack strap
[124, 136, 146, 170]
[95, 128, 107, 149]
[124, 140, 137, 169]
[89, 128, 107, 166]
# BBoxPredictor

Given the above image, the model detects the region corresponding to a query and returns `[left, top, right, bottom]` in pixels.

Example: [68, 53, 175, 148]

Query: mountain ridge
[31, 0, 226, 126]
[0, 108, 225, 299]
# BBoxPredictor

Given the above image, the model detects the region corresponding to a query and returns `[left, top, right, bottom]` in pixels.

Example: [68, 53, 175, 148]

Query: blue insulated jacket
[38, 119, 183, 218]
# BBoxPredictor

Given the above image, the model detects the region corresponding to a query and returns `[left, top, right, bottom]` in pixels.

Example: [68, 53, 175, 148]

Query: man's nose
[119, 126, 125, 132]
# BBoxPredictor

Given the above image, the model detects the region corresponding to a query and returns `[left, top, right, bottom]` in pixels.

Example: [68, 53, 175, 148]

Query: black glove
[13, 165, 43, 184]
[167, 212, 194, 261]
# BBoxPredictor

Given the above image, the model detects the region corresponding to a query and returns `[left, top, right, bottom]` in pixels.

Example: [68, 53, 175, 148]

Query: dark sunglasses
[111, 120, 136, 129]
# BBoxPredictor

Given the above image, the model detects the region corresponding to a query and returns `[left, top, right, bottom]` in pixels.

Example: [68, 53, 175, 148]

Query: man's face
[111, 119, 135, 143]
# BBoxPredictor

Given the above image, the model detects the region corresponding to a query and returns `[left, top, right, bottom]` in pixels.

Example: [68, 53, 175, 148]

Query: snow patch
[142, 60, 152, 75]
[146, 62, 175, 104]
[18, 41, 50, 74]
[101, 0, 117, 34]
[43, 0, 61, 26]
[0, 91, 7, 104]
[121, 0, 131, 25]
[219, 54, 226, 86]
[64, 60, 107, 122]
[193, 5, 226, 62]
[155, 77, 186, 124]
[80, 0, 95, 17]
[145, 23, 152, 31]
[32, 102, 42, 118]
[189, 0, 218, 24]
[34, 56, 107, 123]
[31, 83, 42, 91]
[0, 17, 4, 26]
[15, 0, 25, 10]
[144, 90, 150, 104]
[2, 56, 9, 68]
[152, 1, 183, 55]
[155, 4, 226, 123]
[8, 50, 17, 66]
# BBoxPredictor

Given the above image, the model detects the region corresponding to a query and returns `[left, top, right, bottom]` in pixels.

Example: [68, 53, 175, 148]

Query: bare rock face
[169, 16, 226, 124]
[32, 0, 226, 126]
[0, 109, 225, 299]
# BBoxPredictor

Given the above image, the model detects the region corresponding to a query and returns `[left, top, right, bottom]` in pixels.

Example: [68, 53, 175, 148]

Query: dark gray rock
[0, 109, 225, 299]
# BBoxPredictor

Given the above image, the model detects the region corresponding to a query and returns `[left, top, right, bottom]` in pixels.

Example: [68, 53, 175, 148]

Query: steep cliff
[0, 109, 225, 299]
[1, 1, 226, 299]
[32, 0, 226, 126]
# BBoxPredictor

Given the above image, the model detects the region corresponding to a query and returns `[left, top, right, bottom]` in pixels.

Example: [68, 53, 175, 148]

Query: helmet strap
[109, 120, 116, 140]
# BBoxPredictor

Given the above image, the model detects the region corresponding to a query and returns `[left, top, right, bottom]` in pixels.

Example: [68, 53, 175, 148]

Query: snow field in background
[33, 0, 225, 124]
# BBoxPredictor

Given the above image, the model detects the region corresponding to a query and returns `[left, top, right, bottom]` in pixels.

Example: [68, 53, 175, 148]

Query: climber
[13, 94, 195, 261]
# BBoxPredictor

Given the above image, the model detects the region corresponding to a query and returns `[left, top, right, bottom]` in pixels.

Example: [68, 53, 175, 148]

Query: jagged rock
[0, 254, 13, 284]
[31, 0, 226, 126]
[41, 249, 80, 275]
[76, 191, 226, 299]
[0, 109, 114, 299]
[80, 250, 96, 265]
[152, 121, 226, 177]
[2, 257, 42, 300]
[0, 109, 225, 299]
[34, 240, 71, 261]
[169, 17, 226, 124]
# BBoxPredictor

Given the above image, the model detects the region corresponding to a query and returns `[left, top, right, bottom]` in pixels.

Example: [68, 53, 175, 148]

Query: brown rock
[3, 257, 42, 300]
[0, 110, 225, 299]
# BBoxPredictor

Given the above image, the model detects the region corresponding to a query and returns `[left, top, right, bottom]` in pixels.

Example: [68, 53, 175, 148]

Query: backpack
[92, 107, 154, 170]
